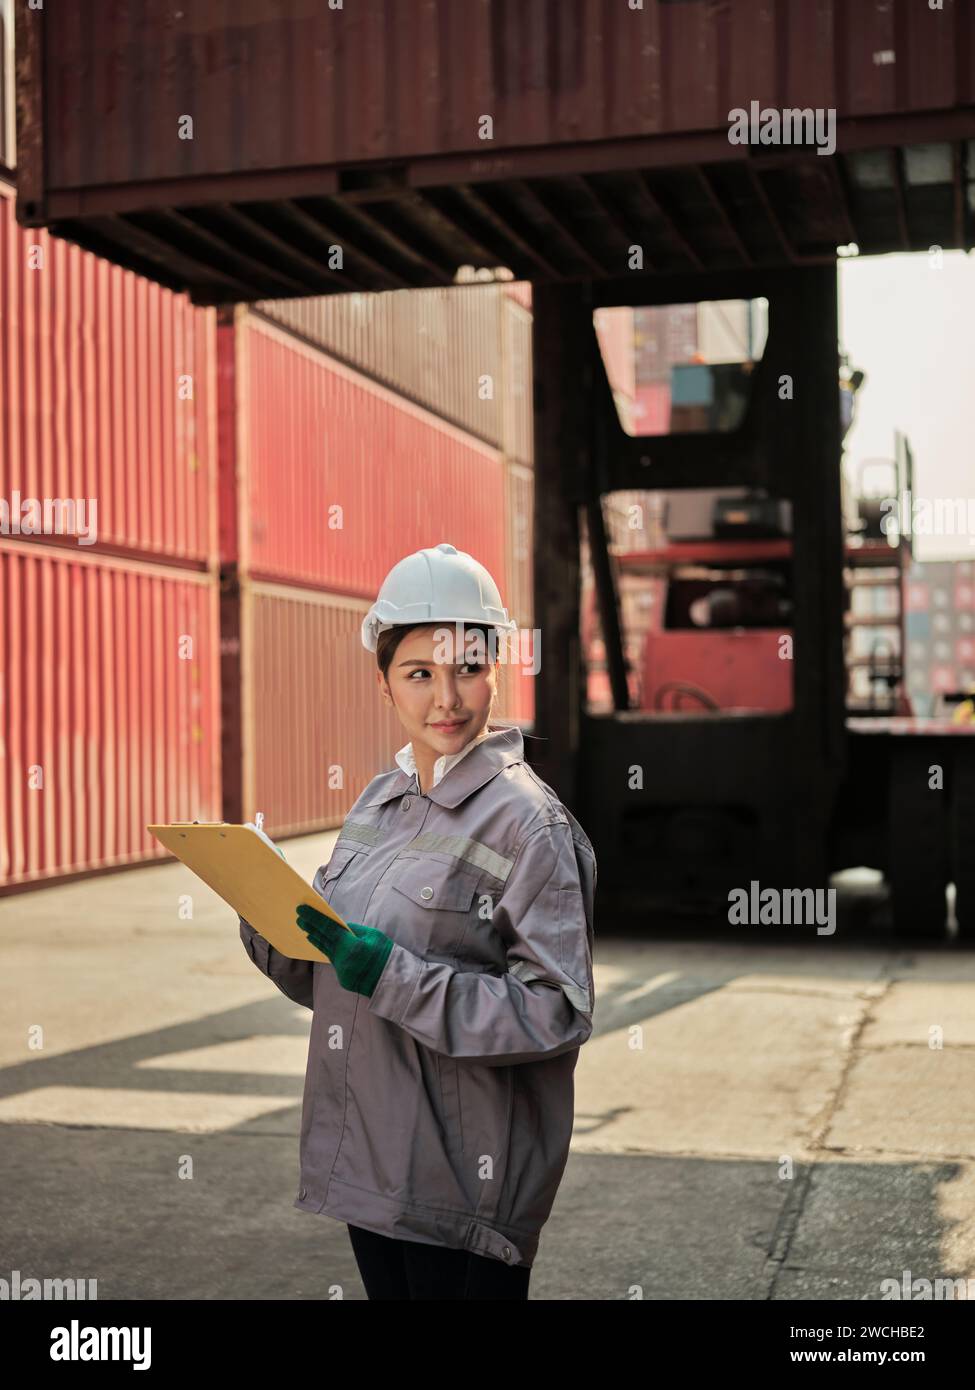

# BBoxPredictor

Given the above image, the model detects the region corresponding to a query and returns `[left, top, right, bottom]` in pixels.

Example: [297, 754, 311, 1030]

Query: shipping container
[0, 540, 221, 889]
[0, 0, 12, 175]
[254, 284, 503, 446]
[16, 1, 973, 300]
[242, 582, 398, 835]
[503, 461, 534, 631]
[499, 293, 533, 467]
[239, 313, 507, 596]
[0, 184, 218, 565]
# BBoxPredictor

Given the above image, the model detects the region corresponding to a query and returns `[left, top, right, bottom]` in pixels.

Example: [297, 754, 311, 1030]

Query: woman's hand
[295, 904, 394, 999]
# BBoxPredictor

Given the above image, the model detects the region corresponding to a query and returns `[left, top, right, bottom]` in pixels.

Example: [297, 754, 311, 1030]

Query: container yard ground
[2, 833, 974, 1301]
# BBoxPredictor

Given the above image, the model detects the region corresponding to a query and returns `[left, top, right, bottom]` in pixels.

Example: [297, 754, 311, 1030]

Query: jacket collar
[359, 725, 525, 810]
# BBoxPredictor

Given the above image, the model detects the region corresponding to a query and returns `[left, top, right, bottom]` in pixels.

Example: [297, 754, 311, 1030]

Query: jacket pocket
[316, 845, 364, 897]
[388, 855, 480, 956]
[314, 845, 370, 928]
[437, 1052, 465, 1170]
[451, 1057, 513, 1221]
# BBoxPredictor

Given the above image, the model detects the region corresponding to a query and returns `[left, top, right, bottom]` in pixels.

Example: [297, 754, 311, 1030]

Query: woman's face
[378, 624, 498, 759]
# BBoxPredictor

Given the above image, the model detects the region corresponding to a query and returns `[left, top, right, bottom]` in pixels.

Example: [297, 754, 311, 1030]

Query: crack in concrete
[762, 960, 899, 1299]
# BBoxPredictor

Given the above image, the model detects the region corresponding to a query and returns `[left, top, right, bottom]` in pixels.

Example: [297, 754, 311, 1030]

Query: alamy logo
[385, 621, 542, 675]
[50, 1320, 151, 1370]
[0, 1268, 97, 1299]
[880, 1269, 975, 1300]
[728, 102, 836, 156]
[880, 489, 975, 542]
[0, 492, 98, 546]
[728, 881, 836, 935]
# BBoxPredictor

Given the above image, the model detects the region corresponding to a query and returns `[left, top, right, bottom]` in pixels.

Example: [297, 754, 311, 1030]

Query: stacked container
[904, 560, 975, 715]
[233, 295, 530, 833]
[0, 183, 222, 887]
[2, 157, 539, 882]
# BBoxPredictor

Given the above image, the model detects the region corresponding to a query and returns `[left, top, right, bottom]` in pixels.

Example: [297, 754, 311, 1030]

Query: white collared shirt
[394, 724, 493, 790]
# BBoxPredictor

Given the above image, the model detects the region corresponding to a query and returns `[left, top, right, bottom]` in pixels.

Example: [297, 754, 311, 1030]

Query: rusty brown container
[22, 1, 973, 202]
[15, 1, 972, 300]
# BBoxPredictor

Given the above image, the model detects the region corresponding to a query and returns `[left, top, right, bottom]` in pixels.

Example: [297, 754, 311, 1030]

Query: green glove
[295, 904, 394, 999]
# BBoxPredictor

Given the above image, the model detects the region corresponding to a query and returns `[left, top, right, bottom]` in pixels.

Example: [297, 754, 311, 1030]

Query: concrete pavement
[2, 832, 974, 1300]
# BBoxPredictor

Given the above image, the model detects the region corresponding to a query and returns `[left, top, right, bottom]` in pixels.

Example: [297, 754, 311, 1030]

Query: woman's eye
[409, 663, 483, 678]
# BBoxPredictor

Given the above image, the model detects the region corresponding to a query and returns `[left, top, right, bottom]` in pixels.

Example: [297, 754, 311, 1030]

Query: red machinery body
[643, 628, 793, 713]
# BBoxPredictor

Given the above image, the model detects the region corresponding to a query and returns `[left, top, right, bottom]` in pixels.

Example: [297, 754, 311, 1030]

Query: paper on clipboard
[147, 822, 350, 962]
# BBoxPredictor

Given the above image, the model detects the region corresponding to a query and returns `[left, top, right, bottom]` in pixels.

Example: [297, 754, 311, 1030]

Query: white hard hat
[361, 542, 518, 653]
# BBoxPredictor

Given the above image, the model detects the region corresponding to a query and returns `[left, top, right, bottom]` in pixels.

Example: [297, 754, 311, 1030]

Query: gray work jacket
[239, 725, 596, 1268]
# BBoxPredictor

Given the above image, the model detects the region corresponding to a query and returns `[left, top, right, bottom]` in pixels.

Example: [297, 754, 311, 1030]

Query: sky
[838, 250, 975, 562]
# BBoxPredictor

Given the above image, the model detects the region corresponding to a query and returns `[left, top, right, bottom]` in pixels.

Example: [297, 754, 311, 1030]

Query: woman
[239, 542, 596, 1300]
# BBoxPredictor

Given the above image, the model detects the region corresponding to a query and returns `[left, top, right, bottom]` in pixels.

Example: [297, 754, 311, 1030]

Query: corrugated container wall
[31, 1, 974, 199]
[504, 462, 534, 630]
[254, 285, 502, 446]
[500, 295, 533, 467]
[237, 308, 517, 833]
[242, 584, 401, 835]
[0, 186, 218, 565]
[1, 0, 13, 172]
[0, 542, 221, 886]
[240, 313, 507, 596]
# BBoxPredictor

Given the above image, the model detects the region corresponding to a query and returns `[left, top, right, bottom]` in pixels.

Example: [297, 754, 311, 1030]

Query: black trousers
[347, 1223, 531, 1300]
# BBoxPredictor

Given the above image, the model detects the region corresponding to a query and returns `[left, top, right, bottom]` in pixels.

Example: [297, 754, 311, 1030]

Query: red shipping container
[254, 284, 504, 447]
[243, 581, 400, 835]
[0, 541, 221, 888]
[240, 315, 507, 598]
[0, 185, 218, 565]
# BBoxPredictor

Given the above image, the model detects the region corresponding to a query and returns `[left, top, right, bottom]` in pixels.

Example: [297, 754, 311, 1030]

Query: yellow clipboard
[147, 822, 350, 962]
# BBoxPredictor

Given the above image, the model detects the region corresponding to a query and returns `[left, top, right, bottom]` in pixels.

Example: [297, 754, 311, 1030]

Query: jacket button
[402, 797, 412, 811]
[420, 886, 434, 900]
[299, 1188, 307, 1200]
[501, 1245, 511, 1261]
